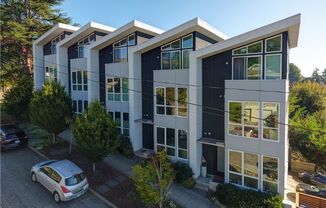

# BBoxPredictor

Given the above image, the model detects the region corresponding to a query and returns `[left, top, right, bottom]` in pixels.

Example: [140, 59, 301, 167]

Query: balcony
[105, 62, 129, 77]
[153, 69, 189, 85]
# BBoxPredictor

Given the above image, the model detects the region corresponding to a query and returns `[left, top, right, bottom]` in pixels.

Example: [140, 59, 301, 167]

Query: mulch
[41, 141, 144, 208]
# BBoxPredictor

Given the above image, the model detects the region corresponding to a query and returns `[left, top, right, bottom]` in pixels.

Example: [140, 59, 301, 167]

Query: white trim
[265, 34, 283, 53]
[264, 54, 282, 80]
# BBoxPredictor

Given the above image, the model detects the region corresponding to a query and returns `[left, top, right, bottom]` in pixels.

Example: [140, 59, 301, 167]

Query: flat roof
[89, 20, 164, 51]
[33, 23, 79, 46]
[194, 14, 301, 59]
[132, 17, 228, 54]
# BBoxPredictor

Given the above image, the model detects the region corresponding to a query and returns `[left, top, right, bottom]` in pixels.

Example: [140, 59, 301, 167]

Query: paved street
[0, 147, 109, 208]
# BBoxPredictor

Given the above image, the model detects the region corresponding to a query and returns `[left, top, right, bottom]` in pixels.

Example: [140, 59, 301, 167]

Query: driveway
[0, 147, 109, 208]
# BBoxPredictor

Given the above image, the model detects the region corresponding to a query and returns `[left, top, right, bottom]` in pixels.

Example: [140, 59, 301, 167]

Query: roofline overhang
[194, 13, 301, 59]
[89, 20, 164, 51]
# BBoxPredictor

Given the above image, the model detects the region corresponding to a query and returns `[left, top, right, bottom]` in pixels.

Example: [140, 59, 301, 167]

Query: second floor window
[72, 70, 87, 91]
[78, 33, 95, 58]
[161, 34, 193, 70]
[113, 33, 135, 63]
[107, 77, 128, 101]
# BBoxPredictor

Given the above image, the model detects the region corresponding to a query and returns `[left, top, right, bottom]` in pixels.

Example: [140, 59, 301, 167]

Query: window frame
[72, 99, 88, 114]
[262, 102, 280, 142]
[112, 33, 135, 63]
[232, 41, 263, 56]
[264, 54, 282, 80]
[71, 70, 87, 91]
[177, 129, 188, 160]
[261, 155, 279, 193]
[265, 34, 282, 53]
[177, 87, 188, 118]
[243, 101, 260, 139]
[246, 55, 262, 80]
[108, 111, 129, 136]
[228, 101, 244, 137]
[106, 77, 129, 102]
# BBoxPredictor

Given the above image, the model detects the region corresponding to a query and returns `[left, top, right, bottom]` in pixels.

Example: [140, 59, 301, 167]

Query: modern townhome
[33, 14, 300, 198]
[56, 22, 116, 114]
[33, 23, 79, 90]
[87, 20, 164, 136]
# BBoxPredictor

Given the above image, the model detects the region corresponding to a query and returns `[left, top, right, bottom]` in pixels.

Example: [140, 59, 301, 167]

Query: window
[109, 111, 129, 136]
[232, 57, 245, 80]
[50, 170, 62, 183]
[247, 56, 261, 80]
[107, 77, 128, 102]
[78, 33, 95, 58]
[156, 87, 187, 117]
[50, 33, 65, 54]
[263, 156, 278, 193]
[265, 35, 282, 53]
[156, 127, 187, 159]
[178, 130, 188, 159]
[41, 167, 53, 177]
[45, 65, 57, 82]
[265, 54, 281, 80]
[263, 103, 279, 141]
[229, 102, 242, 136]
[243, 102, 259, 138]
[161, 34, 193, 70]
[229, 150, 259, 189]
[178, 88, 187, 117]
[113, 33, 135, 63]
[233, 41, 262, 55]
[72, 99, 87, 114]
[71, 70, 87, 91]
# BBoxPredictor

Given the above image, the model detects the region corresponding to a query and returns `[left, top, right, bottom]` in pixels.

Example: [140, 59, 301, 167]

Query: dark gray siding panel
[282, 31, 289, 80]
[142, 123, 154, 149]
[67, 43, 78, 94]
[43, 41, 52, 55]
[99, 45, 113, 105]
[202, 50, 232, 141]
[202, 144, 217, 175]
[141, 47, 161, 120]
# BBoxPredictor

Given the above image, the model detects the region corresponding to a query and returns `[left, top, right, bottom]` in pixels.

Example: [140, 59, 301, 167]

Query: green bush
[215, 183, 282, 208]
[181, 177, 196, 189]
[118, 135, 134, 158]
[174, 162, 194, 183]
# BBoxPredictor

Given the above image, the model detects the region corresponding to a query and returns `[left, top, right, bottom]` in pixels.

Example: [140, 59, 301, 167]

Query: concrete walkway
[59, 129, 217, 208]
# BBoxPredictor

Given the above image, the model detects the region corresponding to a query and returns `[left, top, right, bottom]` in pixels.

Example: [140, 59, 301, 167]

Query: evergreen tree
[29, 81, 72, 143]
[72, 101, 120, 172]
[0, 0, 71, 88]
[289, 63, 303, 85]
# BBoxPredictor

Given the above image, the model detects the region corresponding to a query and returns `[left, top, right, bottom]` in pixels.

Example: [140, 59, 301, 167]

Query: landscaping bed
[39, 140, 144, 208]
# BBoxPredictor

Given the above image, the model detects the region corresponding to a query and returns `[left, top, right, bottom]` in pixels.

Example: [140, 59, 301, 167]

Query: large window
[155, 87, 188, 117]
[113, 33, 135, 63]
[45, 65, 57, 82]
[72, 99, 88, 114]
[232, 35, 283, 80]
[263, 103, 279, 141]
[262, 156, 278, 193]
[161, 34, 193, 70]
[71, 70, 87, 91]
[107, 77, 128, 102]
[229, 150, 259, 189]
[228, 101, 260, 139]
[78, 33, 95, 58]
[156, 127, 188, 159]
[108, 111, 129, 136]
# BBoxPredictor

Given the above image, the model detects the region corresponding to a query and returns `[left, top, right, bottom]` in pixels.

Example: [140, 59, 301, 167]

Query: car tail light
[61, 185, 70, 193]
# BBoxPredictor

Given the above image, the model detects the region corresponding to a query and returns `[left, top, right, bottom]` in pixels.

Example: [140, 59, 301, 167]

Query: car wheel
[31, 172, 37, 182]
[53, 192, 61, 203]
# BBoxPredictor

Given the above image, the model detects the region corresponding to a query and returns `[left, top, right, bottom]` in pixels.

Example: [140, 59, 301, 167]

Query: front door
[202, 144, 217, 175]
[142, 124, 154, 150]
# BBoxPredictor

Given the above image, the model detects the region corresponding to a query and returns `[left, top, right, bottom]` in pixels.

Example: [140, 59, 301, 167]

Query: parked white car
[31, 159, 89, 203]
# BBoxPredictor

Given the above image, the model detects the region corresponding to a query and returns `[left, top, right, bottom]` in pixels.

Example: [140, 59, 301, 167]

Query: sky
[58, 0, 326, 77]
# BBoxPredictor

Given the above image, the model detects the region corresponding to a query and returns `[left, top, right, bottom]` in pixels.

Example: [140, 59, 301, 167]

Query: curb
[28, 145, 118, 208]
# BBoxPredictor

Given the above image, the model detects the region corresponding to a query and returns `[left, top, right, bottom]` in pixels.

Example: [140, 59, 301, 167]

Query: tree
[289, 81, 326, 168]
[289, 63, 303, 85]
[2, 75, 33, 120]
[0, 0, 71, 88]
[72, 101, 119, 172]
[311, 68, 322, 83]
[133, 150, 174, 208]
[29, 81, 72, 144]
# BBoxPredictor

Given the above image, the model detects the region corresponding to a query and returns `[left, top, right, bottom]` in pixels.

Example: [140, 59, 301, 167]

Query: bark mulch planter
[40, 141, 144, 208]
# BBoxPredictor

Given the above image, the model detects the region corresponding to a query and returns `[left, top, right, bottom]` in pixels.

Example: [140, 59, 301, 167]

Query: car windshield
[65, 172, 85, 186]
[6, 134, 18, 139]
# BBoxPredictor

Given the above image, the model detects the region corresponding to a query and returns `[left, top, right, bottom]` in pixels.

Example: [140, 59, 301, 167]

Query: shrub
[215, 183, 282, 208]
[174, 162, 194, 183]
[181, 177, 196, 189]
[118, 135, 134, 158]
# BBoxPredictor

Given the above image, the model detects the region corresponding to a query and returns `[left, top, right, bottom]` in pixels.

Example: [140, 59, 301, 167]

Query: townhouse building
[34, 14, 300, 198]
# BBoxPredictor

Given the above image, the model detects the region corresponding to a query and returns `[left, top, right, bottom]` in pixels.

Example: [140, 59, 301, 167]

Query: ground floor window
[108, 111, 129, 136]
[228, 150, 278, 193]
[45, 65, 57, 82]
[156, 127, 188, 160]
[72, 99, 88, 114]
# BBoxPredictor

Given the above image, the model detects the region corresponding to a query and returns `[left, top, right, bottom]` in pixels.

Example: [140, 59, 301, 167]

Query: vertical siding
[202, 50, 232, 141]
[99, 45, 113, 105]
[43, 41, 52, 56]
[67, 43, 78, 94]
[282, 31, 289, 79]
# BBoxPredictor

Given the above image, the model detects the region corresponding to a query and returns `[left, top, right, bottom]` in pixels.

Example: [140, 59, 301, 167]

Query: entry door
[142, 124, 154, 150]
[202, 144, 217, 175]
